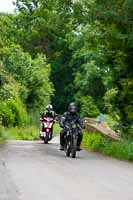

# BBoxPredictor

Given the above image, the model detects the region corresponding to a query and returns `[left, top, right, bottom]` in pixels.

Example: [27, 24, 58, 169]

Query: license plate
[41, 132, 46, 137]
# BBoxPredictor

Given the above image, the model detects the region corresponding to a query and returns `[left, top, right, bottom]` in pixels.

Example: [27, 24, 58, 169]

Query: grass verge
[82, 131, 133, 161]
[6, 126, 39, 140]
[1, 123, 60, 141]
[53, 123, 60, 136]
[0, 125, 6, 143]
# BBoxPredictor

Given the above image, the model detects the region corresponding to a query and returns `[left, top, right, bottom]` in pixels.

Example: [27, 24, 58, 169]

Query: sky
[0, 0, 16, 13]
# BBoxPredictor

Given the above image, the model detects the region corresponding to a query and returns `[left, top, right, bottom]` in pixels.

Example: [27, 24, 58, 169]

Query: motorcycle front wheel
[71, 138, 77, 158]
[44, 138, 48, 144]
[65, 142, 71, 157]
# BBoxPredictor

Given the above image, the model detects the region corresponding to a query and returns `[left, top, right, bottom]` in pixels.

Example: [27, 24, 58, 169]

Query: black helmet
[68, 102, 77, 113]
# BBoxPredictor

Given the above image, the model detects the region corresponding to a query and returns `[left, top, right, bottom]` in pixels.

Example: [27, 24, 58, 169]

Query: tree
[0, 64, 27, 126]
[1, 45, 54, 110]
[0, 1, 132, 136]
[13, 0, 86, 112]
[79, 96, 100, 117]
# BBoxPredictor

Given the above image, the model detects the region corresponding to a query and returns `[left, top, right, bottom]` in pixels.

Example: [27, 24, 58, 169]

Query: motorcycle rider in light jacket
[40, 104, 58, 135]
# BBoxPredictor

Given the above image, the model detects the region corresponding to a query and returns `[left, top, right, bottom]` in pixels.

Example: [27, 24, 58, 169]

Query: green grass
[0, 125, 6, 143]
[53, 123, 60, 136]
[6, 126, 39, 140]
[105, 115, 118, 130]
[82, 131, 133, 161]
[0, 122, 60, 141]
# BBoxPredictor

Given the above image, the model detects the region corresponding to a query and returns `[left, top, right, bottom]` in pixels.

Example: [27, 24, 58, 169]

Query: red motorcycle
[40, 117, 55, 144]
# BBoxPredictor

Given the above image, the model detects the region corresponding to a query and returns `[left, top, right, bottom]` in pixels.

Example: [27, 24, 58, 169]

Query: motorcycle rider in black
[59, 102, 83, 151]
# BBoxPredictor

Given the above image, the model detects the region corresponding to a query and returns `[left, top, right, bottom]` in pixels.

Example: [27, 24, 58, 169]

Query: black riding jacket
[60, 112, 83, 129]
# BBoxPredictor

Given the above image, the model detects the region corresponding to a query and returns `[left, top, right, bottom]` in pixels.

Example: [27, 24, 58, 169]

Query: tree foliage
[0, 14, 54, 126]
[0, 0, 132, 136]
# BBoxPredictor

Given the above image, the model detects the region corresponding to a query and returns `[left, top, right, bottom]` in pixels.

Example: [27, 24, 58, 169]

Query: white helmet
[46, 104, 53, 112]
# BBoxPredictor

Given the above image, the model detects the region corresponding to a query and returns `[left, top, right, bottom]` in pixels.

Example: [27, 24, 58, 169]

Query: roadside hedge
[82, 132, 133, 161]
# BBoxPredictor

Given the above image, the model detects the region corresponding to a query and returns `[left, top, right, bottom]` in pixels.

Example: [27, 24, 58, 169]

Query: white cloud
[0, 0, 16, 13]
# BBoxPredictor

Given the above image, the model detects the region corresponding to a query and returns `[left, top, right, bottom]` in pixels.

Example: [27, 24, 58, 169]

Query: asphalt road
[0, 137, 133, 200]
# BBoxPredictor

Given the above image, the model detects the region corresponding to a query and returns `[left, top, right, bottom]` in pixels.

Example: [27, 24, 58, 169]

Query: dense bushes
[0, 45, 54, 128]
[0, 98, 27, 127]
[1, 45, 54, 110]
[82, 132, 133, 161]
[79, 96, 100, 117]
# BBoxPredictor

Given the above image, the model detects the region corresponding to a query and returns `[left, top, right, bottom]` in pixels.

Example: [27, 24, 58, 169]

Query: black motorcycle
[64, 122, 79, 158]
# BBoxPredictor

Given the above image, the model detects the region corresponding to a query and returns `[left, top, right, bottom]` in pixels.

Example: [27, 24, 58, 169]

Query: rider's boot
[77, 146, 82, 151]
[60, 130, 65, 150]
[77, 132, 83, 151]
[60, 145, 64, 151]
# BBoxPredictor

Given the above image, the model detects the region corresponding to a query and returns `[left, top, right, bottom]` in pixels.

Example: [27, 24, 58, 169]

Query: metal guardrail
[84, 118, 122, 141]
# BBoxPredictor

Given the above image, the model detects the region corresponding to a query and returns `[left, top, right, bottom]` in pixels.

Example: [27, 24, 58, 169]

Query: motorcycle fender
[40, 132, 46, 137]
